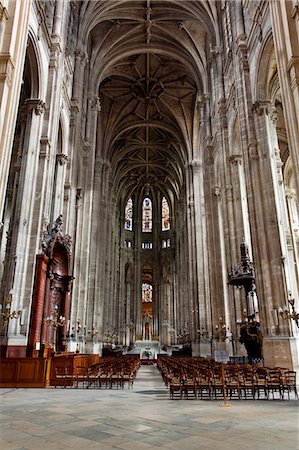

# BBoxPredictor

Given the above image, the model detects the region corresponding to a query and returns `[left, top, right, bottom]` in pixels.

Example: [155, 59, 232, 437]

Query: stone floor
[0, 365, 298, 450]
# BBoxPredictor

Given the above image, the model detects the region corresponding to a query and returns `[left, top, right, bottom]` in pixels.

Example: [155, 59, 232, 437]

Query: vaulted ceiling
[78, 0, 218, 200]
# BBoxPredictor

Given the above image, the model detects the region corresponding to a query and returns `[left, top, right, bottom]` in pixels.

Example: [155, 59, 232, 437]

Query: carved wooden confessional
[27, 215, 73, 357]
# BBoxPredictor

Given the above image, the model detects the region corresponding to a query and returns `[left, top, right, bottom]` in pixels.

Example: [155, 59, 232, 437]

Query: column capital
[74, 48, 89, 65]
[90, 96, 101, 111]
[0, 53, 14, 84]
[252, 100, 271, 116]
[214, 186, 221, 198]
[228, 154, 242, 165]
[25, 99, 46, 115]
[188, 160, 202, 173]
[56, 153, 69, 165]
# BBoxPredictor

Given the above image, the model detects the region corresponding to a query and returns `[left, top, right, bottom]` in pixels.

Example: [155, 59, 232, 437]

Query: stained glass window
[125, 197, 133, 231]
[162, 197, 170, 231]
[142, 283, 153, 303]
[142, 197, 152, 232]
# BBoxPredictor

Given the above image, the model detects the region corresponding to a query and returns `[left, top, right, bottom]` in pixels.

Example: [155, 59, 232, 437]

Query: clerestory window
[125, 197, 133, 231]
[142, 197, 152, 232]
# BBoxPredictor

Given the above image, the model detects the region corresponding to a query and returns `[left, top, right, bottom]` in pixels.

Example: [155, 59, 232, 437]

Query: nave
[0, 363, 298, 450]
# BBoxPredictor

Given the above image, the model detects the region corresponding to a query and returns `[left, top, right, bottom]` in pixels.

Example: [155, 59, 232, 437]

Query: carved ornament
[90, 97, 101, 111]
[25, 99, 46, 115]
[42, 215, 72, 257]
[248, 139, 259, 160]
[0, 4, 9, 22]
[56, 153, 69, 165]
[214, 186, 221, 197]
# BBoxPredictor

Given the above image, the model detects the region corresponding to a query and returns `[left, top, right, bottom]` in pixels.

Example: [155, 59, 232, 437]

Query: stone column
[5, 99, 45, 354]
[269, 0, 299, 201]
[233, 24, 298, 369]
[0, 0, 31, 220]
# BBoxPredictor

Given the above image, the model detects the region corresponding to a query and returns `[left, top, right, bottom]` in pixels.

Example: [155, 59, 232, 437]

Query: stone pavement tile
[138, 430, 187, 446]
[112, 440, 156, 449]
[0, 439, 20, 450]
[97, 436, 130, 447]
[45, 433, 113, 449]
[67, 427, 113, 442]
[50, 419, 101, 432]
[9, 423, 53, 438]
[99, 427, 135, 436]
[124, 423, 154, 433]
[16, 439, 66, 450]
[0, 429, 36, 443]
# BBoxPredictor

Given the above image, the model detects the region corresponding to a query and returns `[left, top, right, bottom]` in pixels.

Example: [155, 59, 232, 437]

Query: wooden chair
[55, 366, 73, 388]
[86, 364, 100, 389]
[211, 369, 226, 400]
[253, 367, 268, 400]
[239, 368, 255, 399]
[74, 365, 89, 388]
[195, 373, 212, 400]
[183, 378, 197, 399]
[169, 377, 183, 399]
[267, 370, 282, 399]
[281, 370, 298, 400]
[226, 372, 241, 400]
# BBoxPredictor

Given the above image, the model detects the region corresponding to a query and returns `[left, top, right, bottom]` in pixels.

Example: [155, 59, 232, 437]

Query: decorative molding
[25, 99, 46, 115]
[286, 56, 299, 91]
[56, 153, 69, 166]
[76, 188, 83, 207]
[49, 42, 62, 69]
[74, 48, 89, 65]
[90, 96, 101, 111]
[248, 139, 259, 160]
[214, 186, 221, 197]
[42, 215, 72, 257]
[226, 186, 233, 202]
[229, 154, 242, 165]
[145, 5, 152, 45]
[39, 137, 51, 160]
[291, 2, 299, 19]
[268, 105, 278, 125]
[252, 100, 271, 116]
[0, 53, 14, 84]
[0, 3, 9, 22]
[70, 99, 79, 125]
[236, 36, 249, 71]
[210, 45, 222, 58]
[189, 160, 202, 173]
[218, 98, 227, 128]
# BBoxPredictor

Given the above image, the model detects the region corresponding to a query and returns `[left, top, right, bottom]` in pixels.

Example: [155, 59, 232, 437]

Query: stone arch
[26, 28, 43, 99]
[254, 29, 275, 102]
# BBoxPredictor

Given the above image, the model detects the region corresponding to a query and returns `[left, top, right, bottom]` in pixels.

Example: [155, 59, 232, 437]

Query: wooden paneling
[0, 358, 51, 388]
[50, 353, 100, 386]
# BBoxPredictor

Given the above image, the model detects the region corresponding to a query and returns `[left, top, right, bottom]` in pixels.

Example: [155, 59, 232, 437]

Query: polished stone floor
[0, 365, 298, 450]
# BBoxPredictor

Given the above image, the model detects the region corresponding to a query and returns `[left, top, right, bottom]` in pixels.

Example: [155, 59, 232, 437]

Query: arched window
[142, 283, 153, 303]
[142, 197, 152, 232]
[125, 197, 133, 231]
[162, 197, 170, 231]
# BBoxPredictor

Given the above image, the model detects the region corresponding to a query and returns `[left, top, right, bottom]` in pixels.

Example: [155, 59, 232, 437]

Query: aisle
[132, 363, 169, 399]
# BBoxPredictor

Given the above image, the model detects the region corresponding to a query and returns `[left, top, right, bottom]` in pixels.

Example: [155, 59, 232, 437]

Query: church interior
[1, 0, 299, 447]
[0, 0, 299, 398]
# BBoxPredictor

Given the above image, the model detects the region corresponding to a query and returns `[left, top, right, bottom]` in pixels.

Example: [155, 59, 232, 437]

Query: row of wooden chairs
[157, 356, 298, 400]
[55, 356, 141, 389]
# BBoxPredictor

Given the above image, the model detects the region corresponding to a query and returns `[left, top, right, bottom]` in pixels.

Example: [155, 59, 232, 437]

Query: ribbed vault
[80, 0, 217, 200]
